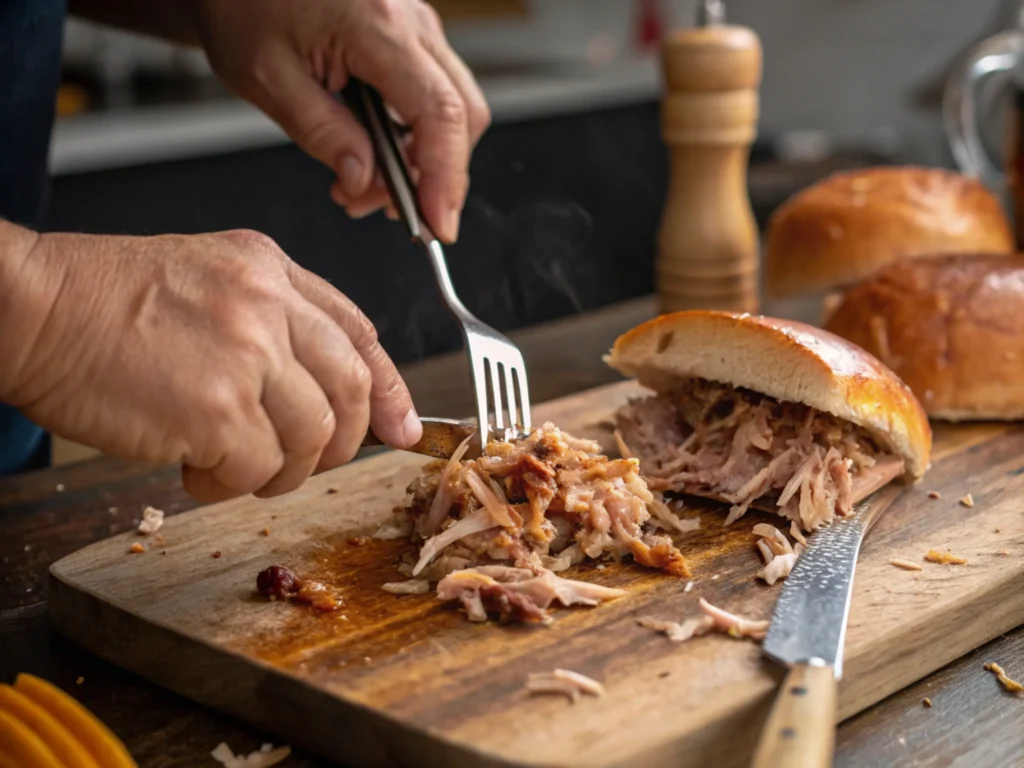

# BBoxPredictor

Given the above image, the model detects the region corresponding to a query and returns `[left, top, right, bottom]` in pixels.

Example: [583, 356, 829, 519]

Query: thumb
[254, 57, 376, 201]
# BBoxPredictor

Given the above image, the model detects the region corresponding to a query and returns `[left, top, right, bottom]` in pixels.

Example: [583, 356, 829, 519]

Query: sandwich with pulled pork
[606, 311, 932, 531]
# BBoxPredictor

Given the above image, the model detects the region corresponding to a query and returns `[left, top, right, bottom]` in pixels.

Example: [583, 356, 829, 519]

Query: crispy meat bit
[959, 494, 975, 508]
[924, 550, 968, 565]
[137, 506, 164, 535]
[984, 662, 1023, 694]
[256, 565, 343, 612]
[129, 542, 146, 554]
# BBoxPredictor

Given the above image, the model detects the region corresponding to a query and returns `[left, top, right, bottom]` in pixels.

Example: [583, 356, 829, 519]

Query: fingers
[286, 302, 375, 472]
[255, 358, 337, 498]
[251, 56, 377, 202]
[417, 7, 491, 149]
[285, 261, 421, 449]
[349, 36, 469, 242]
[181, 393, 284, 504]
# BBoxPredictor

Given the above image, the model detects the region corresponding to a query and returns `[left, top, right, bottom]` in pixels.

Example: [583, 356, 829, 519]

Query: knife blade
[360, 418, 481, 461]
[750, 483, 904, 768]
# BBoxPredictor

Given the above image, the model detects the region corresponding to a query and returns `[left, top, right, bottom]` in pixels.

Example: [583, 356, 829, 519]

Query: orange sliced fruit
[0, 709, 63, 768]
[0, 684, 101, 768]
[14, 674, 137, 768]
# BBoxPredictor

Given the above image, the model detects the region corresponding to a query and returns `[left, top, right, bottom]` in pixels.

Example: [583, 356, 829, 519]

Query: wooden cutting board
[47, 381, 1024, 768]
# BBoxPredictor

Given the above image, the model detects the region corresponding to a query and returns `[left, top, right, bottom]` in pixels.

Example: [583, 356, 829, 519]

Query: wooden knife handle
[750, 663, 837, 768]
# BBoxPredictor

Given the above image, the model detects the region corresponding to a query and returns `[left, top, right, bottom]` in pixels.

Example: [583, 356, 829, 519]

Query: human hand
[191, 0, 490, 243]
[0, 225, 421, 501]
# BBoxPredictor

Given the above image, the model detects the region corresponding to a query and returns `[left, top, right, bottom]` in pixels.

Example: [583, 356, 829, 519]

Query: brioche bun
[825, 254, 1024, 421]
[605, 310, 932, 477]
[764, 166, 1013, 299]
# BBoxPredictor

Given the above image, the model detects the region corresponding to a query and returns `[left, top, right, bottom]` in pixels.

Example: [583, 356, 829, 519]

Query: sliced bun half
[605, 310, 931, 477]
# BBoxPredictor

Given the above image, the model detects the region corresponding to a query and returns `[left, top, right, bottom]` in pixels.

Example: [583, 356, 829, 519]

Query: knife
[360, 417, 482, 460]
[750, 484, 904, 768]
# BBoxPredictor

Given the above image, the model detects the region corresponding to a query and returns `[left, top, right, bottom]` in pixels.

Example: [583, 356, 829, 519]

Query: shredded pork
[984, 662, 1024, 694]
[211, 743, 291, 768]
[436, 565, 627, 624]
[397, 423, 694, 623]
[753, 523, 798, 585]
[616, 379, 899, 531]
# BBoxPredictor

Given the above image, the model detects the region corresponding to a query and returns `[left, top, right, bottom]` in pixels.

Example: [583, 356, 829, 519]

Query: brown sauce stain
[233, 496, 773, 678]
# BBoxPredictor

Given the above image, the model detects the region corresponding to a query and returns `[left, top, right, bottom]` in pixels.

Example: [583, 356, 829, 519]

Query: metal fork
[341, 79, 532, 452]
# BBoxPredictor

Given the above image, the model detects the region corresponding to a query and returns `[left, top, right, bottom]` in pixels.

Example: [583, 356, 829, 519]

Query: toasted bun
[764, 166, 1013, 298]
[825, 253, 1024, 421]
[605, 310, 931, 477]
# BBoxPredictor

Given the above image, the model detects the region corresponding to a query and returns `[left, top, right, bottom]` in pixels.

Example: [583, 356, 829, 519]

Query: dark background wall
[45, 101, 670, 366]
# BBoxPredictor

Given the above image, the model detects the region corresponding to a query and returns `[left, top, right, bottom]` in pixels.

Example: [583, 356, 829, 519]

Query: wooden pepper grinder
[656, 0, 763, 314]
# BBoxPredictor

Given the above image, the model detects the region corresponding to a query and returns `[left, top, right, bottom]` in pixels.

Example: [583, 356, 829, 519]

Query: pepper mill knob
[656, 6, 763, 314]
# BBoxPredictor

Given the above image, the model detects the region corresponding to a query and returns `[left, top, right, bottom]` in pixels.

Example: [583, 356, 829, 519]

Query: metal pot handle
[943, 30, 1024, 189]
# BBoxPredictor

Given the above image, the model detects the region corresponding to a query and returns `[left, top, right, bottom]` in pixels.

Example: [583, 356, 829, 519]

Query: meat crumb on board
[924, 550, 968, 565]
[129, 542, 145, 554]
[259, 528, 270, 537]
[256, 565, 343, 613]
[890, 559, 924, 572]
[211, 742, 291, 768]
[984, 662, 1024, 694]
[136, 506, 164, 535]
[753, 523, 797, 585]
[526, 669, 606, 703]
[212, 551, 222, 559]
[927, 491, 941, 500]
[639, 598, 770, 644]
[922, 698, 932, 708]
[959, 494, 975, 508]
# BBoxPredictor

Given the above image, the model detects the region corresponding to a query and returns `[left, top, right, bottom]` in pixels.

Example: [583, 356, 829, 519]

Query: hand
[191, 0, 490, 243]
[0, 225, 422, 502]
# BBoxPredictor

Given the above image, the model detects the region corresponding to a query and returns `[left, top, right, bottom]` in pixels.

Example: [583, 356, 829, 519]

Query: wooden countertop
[2, 295, 1022, 767]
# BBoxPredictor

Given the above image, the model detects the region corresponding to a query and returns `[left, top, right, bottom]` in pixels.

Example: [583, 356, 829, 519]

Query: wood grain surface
[43, 379, 1024, 767]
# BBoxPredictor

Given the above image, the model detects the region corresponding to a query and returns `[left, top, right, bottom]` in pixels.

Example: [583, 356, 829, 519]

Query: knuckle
[418, 3, 444, 34]
[310, 406, 337, 450]
[429, 89, 468, 128]
[368, 0, 404, 27]
[471, 99, 492, 137]
[220, 228, 284, 258]
[348, 308, 379, 349]
[349, 357, 373, 400]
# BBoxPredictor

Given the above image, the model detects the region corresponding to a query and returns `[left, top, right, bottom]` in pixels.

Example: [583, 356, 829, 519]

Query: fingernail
[401, 410, 423, 446]
[445, 207, 461, 242]
[340, 155, 364, 199]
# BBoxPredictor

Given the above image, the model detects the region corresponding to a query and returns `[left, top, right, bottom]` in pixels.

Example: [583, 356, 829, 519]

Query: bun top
[824, 253, 1024, 421]
[605, 310, 932, 477]
[764, 166, 1013, 298]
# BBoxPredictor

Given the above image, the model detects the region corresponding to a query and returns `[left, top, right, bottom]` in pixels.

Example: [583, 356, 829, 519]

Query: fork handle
[341, 79, 431, 244]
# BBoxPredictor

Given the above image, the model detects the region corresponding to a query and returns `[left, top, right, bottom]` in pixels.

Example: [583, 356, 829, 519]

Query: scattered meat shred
[211, 742, 291, 768]
[256, 565, 343, 612]
[526, 669, 606, 702]
[615, 379, 899, 531]
[984, 662, 1023, 694]
[129, 542, 146, 554]
[891, 559, 923, 571]
[924, 550, 968, 565]
[436, 565, 627, 624]
[959, 494, 975, 508]
[637, 615, 713, 643]
[927, 491, 941, 500]
[640, 598, 770, 644]
[137, 506, 164, 535]
[395, 423, 694, 623]
[753, 523, 797, 585]
[381, 579, 430, 595]
[698, 597, 770, 641]
[922, 698, 933, 708]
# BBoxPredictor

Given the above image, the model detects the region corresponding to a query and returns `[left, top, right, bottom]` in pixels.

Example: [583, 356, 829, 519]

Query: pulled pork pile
[393, 423, 694, 623]
[616, 379, 895, 531]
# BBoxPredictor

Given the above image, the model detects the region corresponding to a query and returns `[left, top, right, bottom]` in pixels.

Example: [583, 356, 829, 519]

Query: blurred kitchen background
[49, 0, 1016, 365]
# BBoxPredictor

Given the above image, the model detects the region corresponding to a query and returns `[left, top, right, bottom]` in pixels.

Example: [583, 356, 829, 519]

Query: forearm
[67, 0, 201, 47]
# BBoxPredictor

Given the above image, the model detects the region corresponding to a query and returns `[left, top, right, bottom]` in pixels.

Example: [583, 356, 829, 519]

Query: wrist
[0, 222, 47, 404]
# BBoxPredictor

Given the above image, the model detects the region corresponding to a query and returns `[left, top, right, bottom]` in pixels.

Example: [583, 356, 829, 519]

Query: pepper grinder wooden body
[657, 22, 763, 314]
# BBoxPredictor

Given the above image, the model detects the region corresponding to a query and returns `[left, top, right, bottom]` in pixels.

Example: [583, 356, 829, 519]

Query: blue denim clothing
[0, 0, 67, 474]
